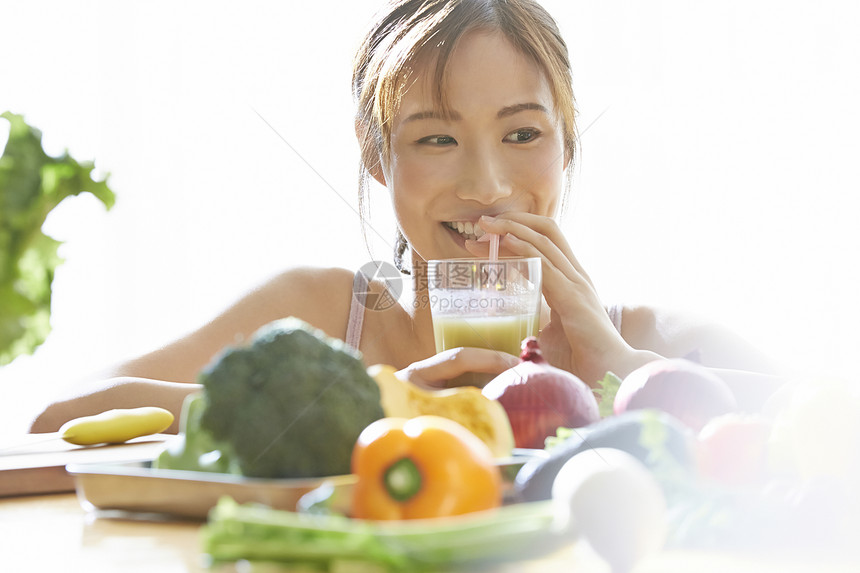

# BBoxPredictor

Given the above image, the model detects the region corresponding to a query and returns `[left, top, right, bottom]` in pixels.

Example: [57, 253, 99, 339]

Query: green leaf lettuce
[0, 111, 116, 365]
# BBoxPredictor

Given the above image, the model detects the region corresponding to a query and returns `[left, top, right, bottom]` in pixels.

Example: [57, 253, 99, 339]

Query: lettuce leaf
[0, 111, 115, 365]
[594, 371, 622, 418]
[202, 496, 561, 571]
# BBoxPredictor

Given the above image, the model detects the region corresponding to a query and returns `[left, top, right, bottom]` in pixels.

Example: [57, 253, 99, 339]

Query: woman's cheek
[510, 146, 565, 215]
[389, 149, 446, 196]
[387, 157, 437, 236]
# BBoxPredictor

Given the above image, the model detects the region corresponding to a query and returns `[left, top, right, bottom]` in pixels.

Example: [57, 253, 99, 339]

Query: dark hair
[353, 0, 577, 272]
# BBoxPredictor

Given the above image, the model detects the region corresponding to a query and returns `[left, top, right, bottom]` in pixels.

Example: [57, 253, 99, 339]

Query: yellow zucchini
[60, 406, 174, 445]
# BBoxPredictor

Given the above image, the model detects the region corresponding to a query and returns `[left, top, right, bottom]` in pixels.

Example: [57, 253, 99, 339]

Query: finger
[397, 347, 519, 388]
[479, 215, 571, 269]
[481, 213, 576, 265]
[480, 217, 582, 286]
[501, 233, 601, 307]
[480, 215, 594, 288]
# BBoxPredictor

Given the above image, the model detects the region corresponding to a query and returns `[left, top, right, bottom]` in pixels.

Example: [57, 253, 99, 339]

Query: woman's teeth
[445, 221, 486, 241]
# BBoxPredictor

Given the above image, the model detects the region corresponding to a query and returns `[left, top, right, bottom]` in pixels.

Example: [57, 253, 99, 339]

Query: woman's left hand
[465, 213, 657, 385]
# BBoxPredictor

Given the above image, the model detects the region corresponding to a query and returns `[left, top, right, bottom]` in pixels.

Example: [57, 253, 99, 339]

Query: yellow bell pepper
[350, 416, 502, 520]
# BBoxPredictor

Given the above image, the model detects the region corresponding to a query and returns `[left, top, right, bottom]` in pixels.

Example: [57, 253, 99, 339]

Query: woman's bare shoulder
[246, 266, 357, 337]
[619, 304, 778, 373]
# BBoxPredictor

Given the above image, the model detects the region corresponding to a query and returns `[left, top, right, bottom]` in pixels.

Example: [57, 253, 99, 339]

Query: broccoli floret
[198, 317, 384, 479]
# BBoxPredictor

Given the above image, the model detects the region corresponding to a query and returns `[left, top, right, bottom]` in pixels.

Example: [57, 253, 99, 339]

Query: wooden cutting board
[0, 434, 170, 497]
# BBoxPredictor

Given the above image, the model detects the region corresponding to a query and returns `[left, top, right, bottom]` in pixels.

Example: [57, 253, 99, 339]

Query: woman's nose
[455, 144, 513, 204]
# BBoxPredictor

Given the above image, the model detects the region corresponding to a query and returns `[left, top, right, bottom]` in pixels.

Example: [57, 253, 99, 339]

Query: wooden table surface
[1, 492, 856, 573]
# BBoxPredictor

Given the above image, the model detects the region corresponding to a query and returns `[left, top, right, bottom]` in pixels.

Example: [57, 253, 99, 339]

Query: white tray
[67, 449, 544, 520]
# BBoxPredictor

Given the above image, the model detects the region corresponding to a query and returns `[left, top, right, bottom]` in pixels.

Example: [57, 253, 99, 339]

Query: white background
[2, 0, 859, 435]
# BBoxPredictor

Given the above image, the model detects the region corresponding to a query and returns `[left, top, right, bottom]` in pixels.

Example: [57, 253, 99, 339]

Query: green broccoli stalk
[153, 393, 239, 474]
[198, 317, 385, 479]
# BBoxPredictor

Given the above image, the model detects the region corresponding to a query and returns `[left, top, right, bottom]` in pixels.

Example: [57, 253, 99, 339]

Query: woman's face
[381, 29, 567, 263]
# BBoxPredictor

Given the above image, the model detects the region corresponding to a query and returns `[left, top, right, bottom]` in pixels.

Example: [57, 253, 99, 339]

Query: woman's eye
[417, 135, 457, 146]
[503, 128, 540, 143]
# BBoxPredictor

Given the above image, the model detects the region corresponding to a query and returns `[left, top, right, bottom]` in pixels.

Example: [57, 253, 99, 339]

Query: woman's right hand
[395, 347, 519, 389]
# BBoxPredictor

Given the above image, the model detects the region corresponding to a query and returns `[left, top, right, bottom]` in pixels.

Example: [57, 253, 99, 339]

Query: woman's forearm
[28, 377, 202, 434]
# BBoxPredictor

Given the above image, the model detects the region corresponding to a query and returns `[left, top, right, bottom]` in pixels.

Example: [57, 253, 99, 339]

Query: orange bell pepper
[350, 415, 502, 520]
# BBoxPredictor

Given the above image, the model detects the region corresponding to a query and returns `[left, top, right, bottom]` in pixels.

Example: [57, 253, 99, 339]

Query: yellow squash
[368, 364, 515, 458]
[60, 406, 174, 445]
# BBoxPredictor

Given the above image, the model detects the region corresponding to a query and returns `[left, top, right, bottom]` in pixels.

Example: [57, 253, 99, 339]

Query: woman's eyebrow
[401, 102, 548, 124]
[402, 110, 462, 123]
[497, 102, 549, 118]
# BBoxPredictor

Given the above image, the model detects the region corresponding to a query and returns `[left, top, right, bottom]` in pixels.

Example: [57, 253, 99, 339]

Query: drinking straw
[489, 233, 500, 262]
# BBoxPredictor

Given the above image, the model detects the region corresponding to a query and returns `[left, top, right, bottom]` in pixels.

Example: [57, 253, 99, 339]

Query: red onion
[482, 338, 600, 449]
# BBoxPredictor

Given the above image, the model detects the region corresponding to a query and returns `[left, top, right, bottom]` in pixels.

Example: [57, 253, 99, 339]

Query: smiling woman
[17, 0, 788, 436]
[353, 0, 577, 273]
[1, 0, 857, 436]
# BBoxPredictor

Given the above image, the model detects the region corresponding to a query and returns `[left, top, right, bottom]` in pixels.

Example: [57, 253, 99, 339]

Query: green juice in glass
[432, 313, 540, 387]
[432, 313, 539, 357]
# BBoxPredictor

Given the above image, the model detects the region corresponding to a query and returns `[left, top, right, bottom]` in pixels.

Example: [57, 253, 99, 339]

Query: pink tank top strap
[345, 271, 368, 350]
[606, 303, 623, 334]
